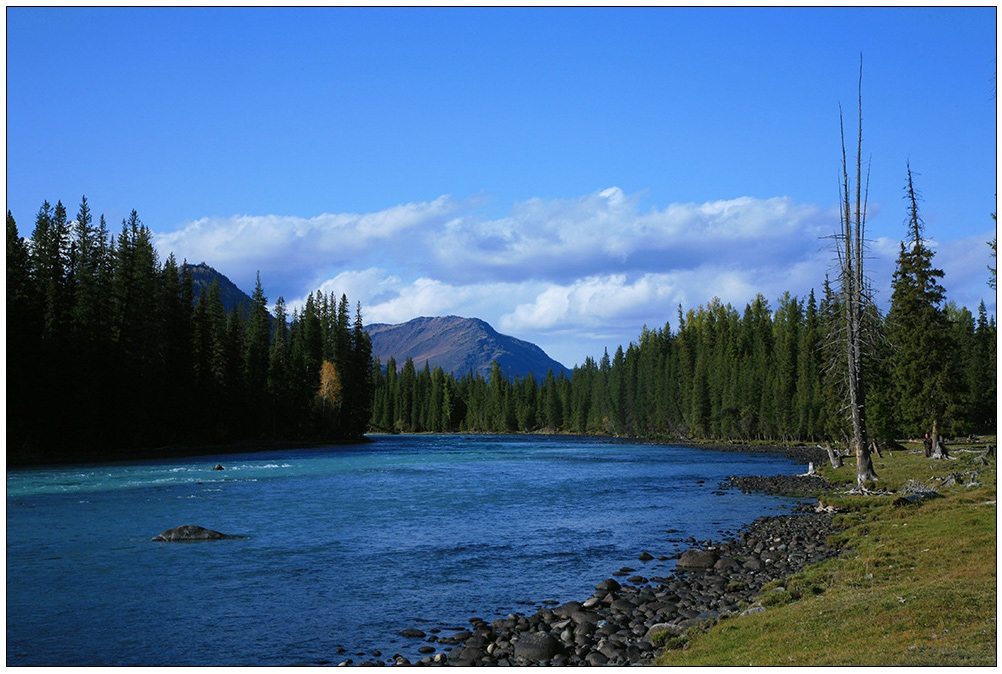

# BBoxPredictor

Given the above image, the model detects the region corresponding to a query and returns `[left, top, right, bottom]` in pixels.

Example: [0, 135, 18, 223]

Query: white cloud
[429, 190, 833, 284]
[286, 268, 405, 313]
[153, 188, 994, 369]
[154, 195, 467, 291]
[929, 232, 997, 312]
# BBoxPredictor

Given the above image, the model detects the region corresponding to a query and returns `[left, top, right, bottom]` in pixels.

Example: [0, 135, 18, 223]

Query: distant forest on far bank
[371, 288, 996, 442]
[7, 196, 996, 466]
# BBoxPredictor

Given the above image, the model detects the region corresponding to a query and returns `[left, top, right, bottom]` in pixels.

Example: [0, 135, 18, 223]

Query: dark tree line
[7, 198, 373, 465]
[371, 285, 994, 444]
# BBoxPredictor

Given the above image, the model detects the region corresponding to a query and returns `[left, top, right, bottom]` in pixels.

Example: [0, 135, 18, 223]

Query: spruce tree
[971, 302, 997, 432]
[268, 297, 292, 437]
[887, 165, 955, 453]
[7, 212, 39, 458]
[244, 273, 272, 419]
[348, 302, 374, 437]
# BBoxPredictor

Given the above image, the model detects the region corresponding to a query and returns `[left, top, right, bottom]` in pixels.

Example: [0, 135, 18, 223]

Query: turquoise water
[7, 434, 807, 666]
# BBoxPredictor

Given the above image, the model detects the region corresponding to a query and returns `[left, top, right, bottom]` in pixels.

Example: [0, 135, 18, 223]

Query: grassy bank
[653, 439, 997, 666]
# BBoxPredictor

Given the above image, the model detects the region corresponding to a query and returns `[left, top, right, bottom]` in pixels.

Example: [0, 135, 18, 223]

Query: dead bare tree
[831, 57, 879, 488]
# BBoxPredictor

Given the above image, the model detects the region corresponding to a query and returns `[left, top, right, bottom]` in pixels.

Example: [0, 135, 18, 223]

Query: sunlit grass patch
[652, 439, 996, 667]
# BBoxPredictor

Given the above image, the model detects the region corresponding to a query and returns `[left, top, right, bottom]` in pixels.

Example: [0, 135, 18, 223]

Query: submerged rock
[151, 525, 245, 541]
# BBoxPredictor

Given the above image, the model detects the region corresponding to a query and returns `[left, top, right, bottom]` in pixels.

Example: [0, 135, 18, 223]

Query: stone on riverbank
[725, 474, 833, 496]
[513, 631, 564, 662]
[676, 549, 720, 569]
[596, 578, 622, 592]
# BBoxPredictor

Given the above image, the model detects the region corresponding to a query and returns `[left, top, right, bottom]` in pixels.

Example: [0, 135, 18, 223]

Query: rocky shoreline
[340, 469, 843, 667]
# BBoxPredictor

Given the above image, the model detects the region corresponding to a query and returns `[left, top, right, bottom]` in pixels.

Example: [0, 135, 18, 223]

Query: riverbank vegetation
[653, 439, 996, 666]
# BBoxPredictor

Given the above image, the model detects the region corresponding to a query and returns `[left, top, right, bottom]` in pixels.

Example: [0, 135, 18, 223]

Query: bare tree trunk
[839, 58, 878, 487]
[930, 419, 950, 459]
[823, 442, 843, 469]
[870, 439, 882, 458]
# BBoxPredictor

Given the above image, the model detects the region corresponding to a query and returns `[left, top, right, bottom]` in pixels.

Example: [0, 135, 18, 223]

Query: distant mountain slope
[183, 262, 255, 314]
[366, 315, 570, 381]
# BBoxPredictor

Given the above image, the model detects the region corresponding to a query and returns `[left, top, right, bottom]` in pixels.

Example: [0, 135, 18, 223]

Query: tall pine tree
[887, 164, 955, 454]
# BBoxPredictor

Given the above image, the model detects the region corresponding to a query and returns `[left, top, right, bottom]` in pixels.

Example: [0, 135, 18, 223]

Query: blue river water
[7, 434, 808, 666]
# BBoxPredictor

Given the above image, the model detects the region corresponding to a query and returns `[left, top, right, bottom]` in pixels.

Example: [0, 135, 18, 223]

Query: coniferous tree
[348, 302, 374, 438]
[772, 292, 801, 440]
[8, 212, 40, 459]
[794, 290, 824, 440]
[31, 201, 72, 342]
[971, 302, 997, 432]
[243, 273, 272, 436]
[110, 211, 162, 446]
[397, 358, 417, 431]
[69, 197, 112, 344]
[381, 357, 398, 431]
[887, 165, 955, 454]
[156, 253, 195, 444]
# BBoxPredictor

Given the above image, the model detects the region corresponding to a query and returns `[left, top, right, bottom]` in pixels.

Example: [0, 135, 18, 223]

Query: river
[6, 434, 808, 666]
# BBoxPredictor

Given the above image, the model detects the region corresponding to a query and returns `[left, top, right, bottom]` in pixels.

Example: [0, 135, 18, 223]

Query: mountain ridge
[366, 315, 569, 381]
[183, 262, 255, 314]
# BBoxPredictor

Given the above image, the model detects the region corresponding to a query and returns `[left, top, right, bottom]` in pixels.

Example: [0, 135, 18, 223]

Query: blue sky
[7, 7, 997, 368]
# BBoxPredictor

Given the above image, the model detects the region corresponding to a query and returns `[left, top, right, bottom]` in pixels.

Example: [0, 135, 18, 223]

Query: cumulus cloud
[928, 232, 997, 312]
[430, 189, 833, 284]
[153, 187, 994, 368]
[154, 194, 466, 291]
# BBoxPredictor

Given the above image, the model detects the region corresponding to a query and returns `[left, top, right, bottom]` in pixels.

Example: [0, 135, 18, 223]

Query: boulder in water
[151, 525, 245, 541]
[211, 464, 225, 471]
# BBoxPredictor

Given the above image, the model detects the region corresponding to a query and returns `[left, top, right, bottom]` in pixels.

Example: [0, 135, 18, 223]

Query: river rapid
[6, 434, 809, 666]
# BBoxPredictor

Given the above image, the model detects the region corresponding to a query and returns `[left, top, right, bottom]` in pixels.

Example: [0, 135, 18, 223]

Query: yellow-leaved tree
[316, 360, 342, 415]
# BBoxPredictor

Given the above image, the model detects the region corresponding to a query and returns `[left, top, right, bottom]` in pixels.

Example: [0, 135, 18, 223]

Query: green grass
[653, 439, 997, 666]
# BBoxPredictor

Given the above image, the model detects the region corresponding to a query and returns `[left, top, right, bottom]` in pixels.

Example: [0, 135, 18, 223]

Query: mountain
[183, 262, 255, 314]
[366, 315, 570, 381]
